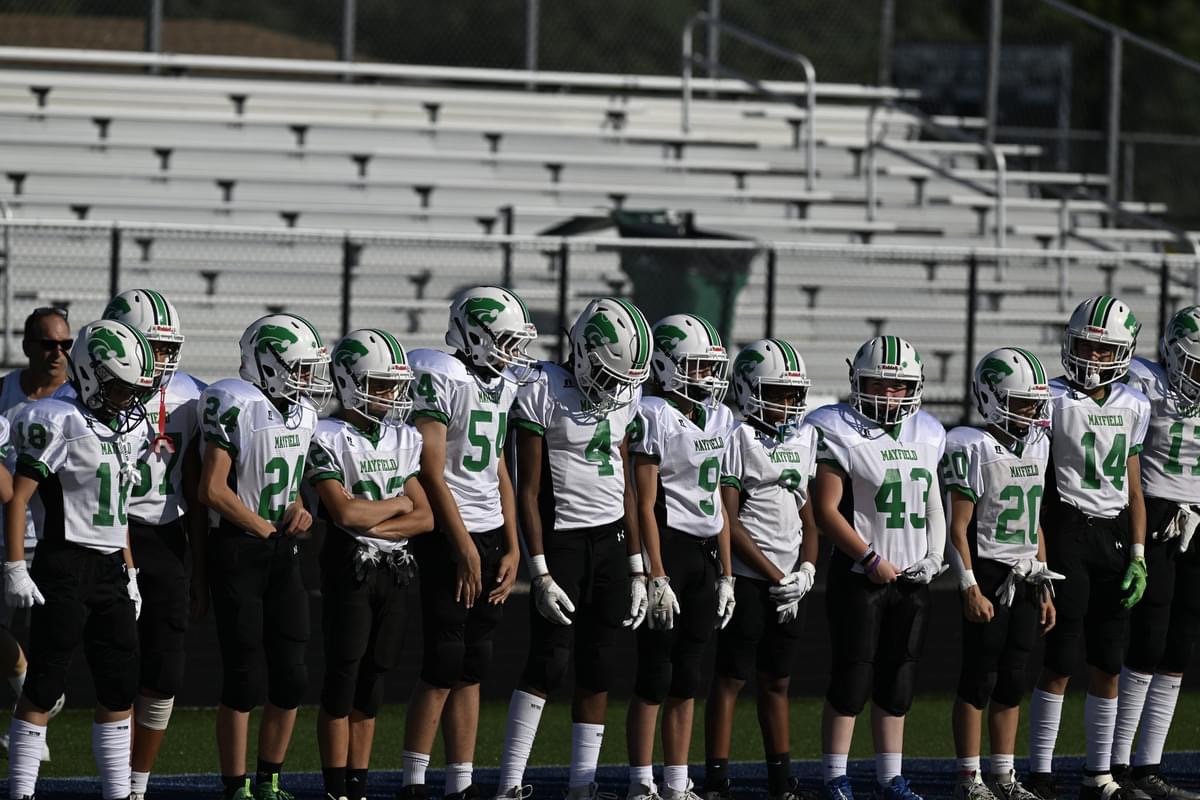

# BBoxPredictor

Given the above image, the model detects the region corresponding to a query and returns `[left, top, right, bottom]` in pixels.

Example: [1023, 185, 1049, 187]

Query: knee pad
[267, 661, 307, 710]
[141, 648, 186, 699]
[991, 665, 1024, 709]
[1085, 635, 1125, 677]
[221, 664, 265, 713]
[134, 694, 175, 732]
[635, 660, 672, 705]
[956, 669, 998, 711]
[1126, 608, 1169, 674]
[575, 641, 618, 694]
[1042, 625, 1082, 679]
[668, 653, 705, 700]
[23, 669, 67, 715]
[95, 668, 138, 713]
[321, 663, 358, 719]
[352, 670, 385, 719]
[826, 664, 871, 717]
[421, 639, 466, 689]
[874, 662, 918, 717]
[461, 638, 494, 686]
[522, 645, 571, 695]
[1159, 631, 1197, 675]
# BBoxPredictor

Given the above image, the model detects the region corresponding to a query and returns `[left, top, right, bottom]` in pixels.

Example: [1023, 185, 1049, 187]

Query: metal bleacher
[0, 46, 1191, 407]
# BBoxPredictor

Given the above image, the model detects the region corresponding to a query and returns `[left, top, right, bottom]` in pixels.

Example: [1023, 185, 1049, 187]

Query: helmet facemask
[665, 353, 730, 405]
[257, 345, 333, 411]
[850, 376, 922, 426]
[991, 390, 1051, 445]
[1165, 339, 1200, 408]
[575, 350, 647, 414]
[76, 358, 155, 434]
[749, 379, 810, 437]
[349, 370, 415, 426]
[457, 316, 537, 385]
[1062, 332, 1132, 390]
[148, 338, 182, 384]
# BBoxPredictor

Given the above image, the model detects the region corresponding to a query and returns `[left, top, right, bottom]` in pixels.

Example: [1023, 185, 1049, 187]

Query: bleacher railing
[4, 218, 1198, 425]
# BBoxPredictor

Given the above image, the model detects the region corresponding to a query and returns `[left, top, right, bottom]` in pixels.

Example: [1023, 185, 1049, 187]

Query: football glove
[770, 562, 816, 606]
[648, 576, 680, 631]
[624, 574, 649, 629]
[900, 555, 945, 585]
[532, 574, 575, 626]
[2, 561, 43, 609]
[1121, 557, 1148, 609]
[1162, 503, 1200, 552]
[715, 575, 736, 630]
[126, 566, 142, 621]
[996, 560, 1065, 607]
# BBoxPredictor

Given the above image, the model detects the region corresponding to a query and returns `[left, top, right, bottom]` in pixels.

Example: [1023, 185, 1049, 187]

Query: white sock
[131, 770, 150, 794]
[956, 756, 981, 776]
[92, 719, 132, 800]
[822, 753, 849, 782]
[6, 672, 23, 704]
[1133, 673, 1183, 768]
[497, 691, 545, 791]
[446, 762, 473, 796]
[1084, 694, 1118, 774]
[990, 754, 1015, 779]
[875, 753, 903, 787]
[629, 765, 655, 792]
[1028, 688, 1064, 773]
[402, 751, 430, 787]
[664, 765, 689, 792]
[568, 722, 605, 789]
[1112, 668, 1152, 767]
[7, 718, 45, 799]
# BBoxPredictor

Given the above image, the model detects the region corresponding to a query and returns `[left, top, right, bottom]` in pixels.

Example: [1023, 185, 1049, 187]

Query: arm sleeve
[411, 369, 455, 425]
[925, 473, 947, 564]
[719, 429, 743, 489]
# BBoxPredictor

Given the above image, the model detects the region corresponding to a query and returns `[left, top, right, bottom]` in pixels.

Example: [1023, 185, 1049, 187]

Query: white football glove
[770, 562, 816, 607]
[2, 561, 43, 609]
[776, 599, 800, 624]
[648, 576, 680, 630]
[715, 575, 736, 630]
[900, 555, 945, 585]
[1165, 504, 1200, 553]
[996, 560, 1065, 607]
[127, 567, 142, 621]
[624, 574, 649, 629]
[532, 574, 575, 626]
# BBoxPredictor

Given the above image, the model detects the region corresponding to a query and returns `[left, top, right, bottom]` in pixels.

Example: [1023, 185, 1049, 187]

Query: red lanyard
[150, 385, 175, 455]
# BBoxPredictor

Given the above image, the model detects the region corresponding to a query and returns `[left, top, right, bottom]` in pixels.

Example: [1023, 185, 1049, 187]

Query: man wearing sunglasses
[0, 307, 72, 761]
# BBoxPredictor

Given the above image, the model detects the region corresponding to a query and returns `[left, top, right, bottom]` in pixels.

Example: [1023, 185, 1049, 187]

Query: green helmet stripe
[774, 338, 799, 371]
[1015, 347, 1046, 384]
[372, 328, 406, 365]
[692, 314, 722, 348]
[292, 314, 325, 347]
[128, 324, 156, 379]
[144, 289, 170, 327]
[613, 298, 650, 368]
[882, 335, 896, 365]
[1091, 295, 1115, 328]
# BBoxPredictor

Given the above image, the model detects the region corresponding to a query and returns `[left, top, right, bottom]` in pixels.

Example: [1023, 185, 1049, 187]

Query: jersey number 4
[874, 467, 933, 529]
[1081, 432, 1126, 490]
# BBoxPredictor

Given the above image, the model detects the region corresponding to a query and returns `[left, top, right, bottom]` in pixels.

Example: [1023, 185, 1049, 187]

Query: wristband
[858, 546, 877, 568]
[1131, 543, 1145, 560]
[864, 554, 882, 575]
[628, 553, 646, 576]
[529, 554, 550, 579]
[959, 568, 978, 591]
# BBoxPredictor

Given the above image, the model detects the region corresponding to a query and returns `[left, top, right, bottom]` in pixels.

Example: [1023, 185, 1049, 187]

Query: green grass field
[23, 692, 1200, 777]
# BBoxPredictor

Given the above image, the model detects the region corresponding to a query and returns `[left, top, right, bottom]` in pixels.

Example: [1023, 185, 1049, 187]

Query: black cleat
[1025, 773, 1058, 800]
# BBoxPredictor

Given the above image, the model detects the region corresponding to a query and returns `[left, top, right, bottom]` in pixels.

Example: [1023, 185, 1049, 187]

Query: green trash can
[612, 210, 753, 344]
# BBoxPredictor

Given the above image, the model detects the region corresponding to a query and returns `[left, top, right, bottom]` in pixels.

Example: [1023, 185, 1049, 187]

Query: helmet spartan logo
[979, 356, 1014, 388]
[1124, 311, 1140, 336]
[103, 296, 133, 319]
[255, 324, 299, 355]
[1172, 311, 1200, 341]
[88, 327, 126, 360]
[334, 337, 371, 370]
[583, 313, 619, 348]
[654, 324, 688, 353]
[463, 297, 506, 327]
[734, 348, 765, 377]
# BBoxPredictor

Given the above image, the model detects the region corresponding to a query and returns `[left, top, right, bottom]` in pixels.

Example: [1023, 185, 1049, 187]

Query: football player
[626, 313, 735, 800]
[1110, 307, 1200, 800]
[944, 349, 1057, 800]
[1025, 296, 1150, 800]
[4, 319, 156, 800]
[807, 335, 946, 800]
[494, 298, 652, 800]
[198, 314, 331, 800]
[399, 286, 534, 800]
[307, 329, 433, 800]
[97, 289, 206, 800]
[703, 339, 818, 800]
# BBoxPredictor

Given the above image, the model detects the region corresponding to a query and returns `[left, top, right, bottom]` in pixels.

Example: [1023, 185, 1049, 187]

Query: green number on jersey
[257, 454, 305, 521]
[779, 468, 803, 492]
[130, 432, 184, 499]
[909, 467, 933, 528]
[203, 397, 240, 434]
[416, 374, 437, 404]
[1163, 421, 1200, 476]
[584, 418, 615, 477]
[21, 422, 47, 449]
[1081, 431, 1127, 491]
[92, 462, 128, 526]
[463, 410, 507, 473]
[875, 467, 933, 529]
[352, 478, 382, 500]
[995, 484, 1044, 545]
[698, 456, 720, 516]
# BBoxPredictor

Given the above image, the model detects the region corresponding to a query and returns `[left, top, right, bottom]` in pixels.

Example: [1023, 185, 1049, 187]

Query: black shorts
[25, 539, 138, 712]
[412, 526, 506, 688]
[956, 557, 1039, 709]
[521, 520, 630, 694]
[1041, 501, 1131, 677]
[715, 575, 804, 681]
[130, 518, 191, 696]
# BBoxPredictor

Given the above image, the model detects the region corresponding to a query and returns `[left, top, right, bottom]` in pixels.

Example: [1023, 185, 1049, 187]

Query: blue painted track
[37, 755, 1200, 799]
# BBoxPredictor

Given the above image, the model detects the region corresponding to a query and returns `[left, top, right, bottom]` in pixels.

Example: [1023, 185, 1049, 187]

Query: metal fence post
[109, 224, 121, 299]
[1159, 258, 1171, 341]
[984, 0, 1002, 145]
[341, 235, 359, 337]
[525, 0, 540, 82]
[878, 0, 895, 87]
[501, 206, 514, 287]
[555, 241, 569, 363]
[340, 0, 356, 64]
[963, 253, 979, 424]
[1107, 31, 1123, 208]
[706, 0, 721, 97]
[764, 247, 777, 339]
[144, 0, 163, 54]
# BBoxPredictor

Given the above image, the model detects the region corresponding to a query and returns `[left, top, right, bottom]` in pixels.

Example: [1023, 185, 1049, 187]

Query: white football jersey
[305, 417, 423, 554]
[512, 361, 640, 531]
[1126, 358, 1200, 504]
[1047, 377, 1150, 518]
[409, 349, 517, 534]
[13, 397, 148, 553]
[629, 396, 734, 538]
[0, 370, 46, 550]
[199, 378, 318, 533]
[808, 403, 946, 572]
[720, 420, 817, 579]
[942, 426, 1048, 565]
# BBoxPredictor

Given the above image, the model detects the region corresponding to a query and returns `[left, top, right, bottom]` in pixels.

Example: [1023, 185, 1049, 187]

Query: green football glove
[1121, 557, 1148, 609]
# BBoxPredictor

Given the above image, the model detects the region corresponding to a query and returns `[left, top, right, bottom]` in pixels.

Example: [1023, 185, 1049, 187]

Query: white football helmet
[331, 328, 415, 426]
[1161, 306, 1200, 406]
[102, 288, 184, 383]
[847, 335, 924, 426]
[1062, 295, 1140, 390]
[569, 297, 651, 413]
[238, 313, 332, 410]
[730, 338, 810, 436]
[445, 285, 538, 383]
[973, 347, 1052, 444]
[650, 313, 729, 405]
[69, 319, 157, 430]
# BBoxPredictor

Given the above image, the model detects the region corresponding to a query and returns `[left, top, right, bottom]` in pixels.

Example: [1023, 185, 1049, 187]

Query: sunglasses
[39, 339, 73, 352]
